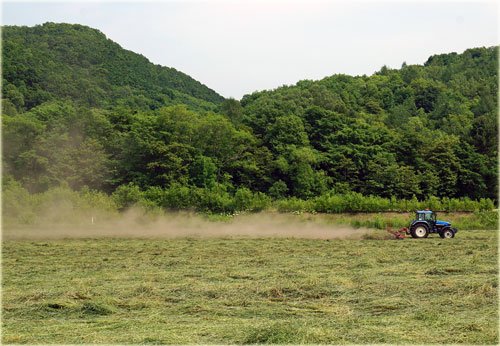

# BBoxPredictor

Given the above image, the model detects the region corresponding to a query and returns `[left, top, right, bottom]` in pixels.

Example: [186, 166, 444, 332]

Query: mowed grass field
[2, 226, 498, 344]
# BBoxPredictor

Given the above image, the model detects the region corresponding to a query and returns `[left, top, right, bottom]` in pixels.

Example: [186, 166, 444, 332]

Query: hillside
[2, 22, 224, 112]
[2, 22, 498, 210]
[239, 46, 498, 201]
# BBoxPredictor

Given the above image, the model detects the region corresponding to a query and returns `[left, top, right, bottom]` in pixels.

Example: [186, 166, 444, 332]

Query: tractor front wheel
[439, 228, 455, 239]
[411, 225, 429, 239]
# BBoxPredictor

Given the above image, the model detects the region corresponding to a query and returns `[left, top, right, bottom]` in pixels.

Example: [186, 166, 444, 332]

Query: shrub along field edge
[3, 180, 498, 230]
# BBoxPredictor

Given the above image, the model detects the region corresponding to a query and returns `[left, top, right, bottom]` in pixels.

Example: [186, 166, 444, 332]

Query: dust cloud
[2, 210, 371, 241]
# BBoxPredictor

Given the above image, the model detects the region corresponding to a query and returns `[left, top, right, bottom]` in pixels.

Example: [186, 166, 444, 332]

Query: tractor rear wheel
[439, 228, 455, 239]
[411, 225, 429, 239]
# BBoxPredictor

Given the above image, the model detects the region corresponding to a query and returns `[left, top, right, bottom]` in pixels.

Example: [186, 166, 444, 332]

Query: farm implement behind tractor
[386, 210, 458, 239]
[386, 227, 408, 239]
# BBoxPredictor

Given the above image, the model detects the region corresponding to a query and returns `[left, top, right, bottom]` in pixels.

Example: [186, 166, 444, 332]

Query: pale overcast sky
[2, 0, 498, 99]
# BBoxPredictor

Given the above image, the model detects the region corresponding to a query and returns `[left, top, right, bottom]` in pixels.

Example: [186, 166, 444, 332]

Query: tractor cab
[415, 210, 435, 223]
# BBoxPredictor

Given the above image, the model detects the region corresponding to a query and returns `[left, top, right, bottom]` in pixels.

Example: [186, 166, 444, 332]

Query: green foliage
[275, 198, 314, 213]
[2, 21, 497, 207]
[112, 183, 143, 209]
[2, 176, 37, 224]
[3, 101, 112, 192]
[234, 187, 254, 211]
[453, 211, 499, 230]
[219, 98, 243, 126]
[268, 180, 288, 199]
[189, 156, 217, 188]
[240, 46, 497, 201]
[2, 23, 223, 112]
[277, 192, 495, 214]
[2, 181, 118, 226]
[136, 184, 271, 213]
[233, 187, 271, 212]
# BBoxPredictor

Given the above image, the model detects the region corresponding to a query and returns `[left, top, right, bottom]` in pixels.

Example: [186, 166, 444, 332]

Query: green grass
[2, 228, 498, 344]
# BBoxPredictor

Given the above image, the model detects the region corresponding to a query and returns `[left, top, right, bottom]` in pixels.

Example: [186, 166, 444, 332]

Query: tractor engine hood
[436, 220, 451, 227]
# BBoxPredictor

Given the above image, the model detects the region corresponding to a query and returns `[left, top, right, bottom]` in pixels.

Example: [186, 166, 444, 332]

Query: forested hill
[237, 46, 498, 201]
[2, 22, 498, 212]
[2, 22, 224, 112]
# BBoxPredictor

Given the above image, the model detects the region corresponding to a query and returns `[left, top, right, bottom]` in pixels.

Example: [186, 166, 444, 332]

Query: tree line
[2, 23, 498, 214]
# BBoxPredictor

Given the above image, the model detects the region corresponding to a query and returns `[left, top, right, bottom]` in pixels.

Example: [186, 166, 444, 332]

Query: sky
[2, 0, 498, 99]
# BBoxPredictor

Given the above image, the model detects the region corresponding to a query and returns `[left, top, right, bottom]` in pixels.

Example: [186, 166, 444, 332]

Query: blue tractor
[408, 210, 458, 239]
